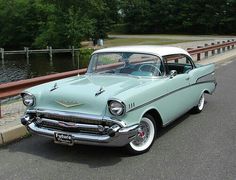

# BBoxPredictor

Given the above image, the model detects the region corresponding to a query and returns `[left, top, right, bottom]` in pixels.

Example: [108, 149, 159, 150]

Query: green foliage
[120, 0, 236, 34]
[78, 48, 95, 68]
[0, 0, 235, 49]
[0, 0, 117, 49]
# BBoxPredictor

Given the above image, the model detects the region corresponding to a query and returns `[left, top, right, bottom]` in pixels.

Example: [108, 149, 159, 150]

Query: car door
[160, 54, 195, 124]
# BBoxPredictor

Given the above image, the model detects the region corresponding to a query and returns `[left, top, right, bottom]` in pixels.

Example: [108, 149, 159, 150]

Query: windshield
[87, 52, 163, 77]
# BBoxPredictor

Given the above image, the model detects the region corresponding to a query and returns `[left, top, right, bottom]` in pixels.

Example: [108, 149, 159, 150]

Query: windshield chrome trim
[85, 72, 166, 80]
[87, 52, 166, 78]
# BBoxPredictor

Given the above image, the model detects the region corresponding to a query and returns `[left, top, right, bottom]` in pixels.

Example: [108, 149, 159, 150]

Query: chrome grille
[42, 113, 106, 125]
[35, 118, 110, 134]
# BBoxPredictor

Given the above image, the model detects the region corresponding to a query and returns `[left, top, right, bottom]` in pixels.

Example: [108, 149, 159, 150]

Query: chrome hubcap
[132, 121, 150, 146]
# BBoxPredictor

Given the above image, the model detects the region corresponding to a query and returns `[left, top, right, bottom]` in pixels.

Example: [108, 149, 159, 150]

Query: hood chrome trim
[95, 87, 105, 96]
[55, 100, 83, 108]
[50, 83, 58, 92]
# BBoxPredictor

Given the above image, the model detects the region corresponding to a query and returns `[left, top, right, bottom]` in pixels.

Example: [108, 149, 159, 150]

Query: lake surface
[0, 54, 89, 84]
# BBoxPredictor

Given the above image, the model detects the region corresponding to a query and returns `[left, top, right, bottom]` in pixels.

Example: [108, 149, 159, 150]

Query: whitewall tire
[126, 114, 156, 155]
[192, 93, 205, 113]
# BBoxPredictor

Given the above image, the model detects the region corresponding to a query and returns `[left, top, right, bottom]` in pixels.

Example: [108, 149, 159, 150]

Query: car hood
[27, 74, 150, 116]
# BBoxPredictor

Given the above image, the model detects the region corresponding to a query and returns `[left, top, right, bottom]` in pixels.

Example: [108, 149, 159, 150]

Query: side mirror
[170, 70, 177, 79]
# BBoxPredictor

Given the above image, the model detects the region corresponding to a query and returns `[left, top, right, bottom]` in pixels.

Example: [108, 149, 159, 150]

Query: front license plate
[54, 132, 74, 146]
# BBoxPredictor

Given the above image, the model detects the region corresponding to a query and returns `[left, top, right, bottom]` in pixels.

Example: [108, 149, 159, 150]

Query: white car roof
[92, 45, 191, 57]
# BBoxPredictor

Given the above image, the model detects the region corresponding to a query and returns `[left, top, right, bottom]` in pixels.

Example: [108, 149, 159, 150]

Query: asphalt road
[0, 59, 236, 180]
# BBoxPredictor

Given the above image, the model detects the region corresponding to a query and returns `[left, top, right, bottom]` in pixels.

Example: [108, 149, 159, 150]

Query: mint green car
[21, 46, 216, 154]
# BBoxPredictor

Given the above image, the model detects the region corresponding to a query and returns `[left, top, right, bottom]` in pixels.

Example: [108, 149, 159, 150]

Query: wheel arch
[203, 89, 210, 94]
[143, 108, 163, 128]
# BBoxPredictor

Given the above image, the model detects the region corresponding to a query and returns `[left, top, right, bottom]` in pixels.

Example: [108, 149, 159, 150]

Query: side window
[163, 54, 194, 75]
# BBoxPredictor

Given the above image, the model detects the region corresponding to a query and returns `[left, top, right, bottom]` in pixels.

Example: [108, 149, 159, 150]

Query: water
[0, 53, 89, 84]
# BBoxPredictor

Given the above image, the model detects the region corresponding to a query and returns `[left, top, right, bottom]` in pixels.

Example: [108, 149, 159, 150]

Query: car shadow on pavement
[6, 135, 128, 168]
[158, 112, 191, 138]
[158, 101, 208, 137]
[5, 109, 198, 168]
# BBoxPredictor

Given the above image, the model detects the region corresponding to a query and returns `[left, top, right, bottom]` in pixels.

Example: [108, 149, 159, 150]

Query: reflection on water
[0, 53, 89, 83]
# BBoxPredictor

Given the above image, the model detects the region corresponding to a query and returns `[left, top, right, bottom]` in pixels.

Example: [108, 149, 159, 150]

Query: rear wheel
[192, 93, 205, 113]
[126, 114, 156, 155]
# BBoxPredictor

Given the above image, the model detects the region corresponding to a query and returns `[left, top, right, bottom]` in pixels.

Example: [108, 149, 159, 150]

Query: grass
[100, 38, 194, 47]
[81, 34, 200, 48]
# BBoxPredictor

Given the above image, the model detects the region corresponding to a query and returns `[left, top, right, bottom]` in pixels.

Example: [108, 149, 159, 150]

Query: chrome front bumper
[21, 109, 139, 147]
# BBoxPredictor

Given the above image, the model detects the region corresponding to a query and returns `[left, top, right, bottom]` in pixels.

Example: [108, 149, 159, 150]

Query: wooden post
[24, 47, 29, 62]
[1, 48, 4, 64]
[77, 51, 80, 69]
[217, 42, 221, 54]
[71, 46, 75, 57]
[204, 44, 208, 58]
[211, 43, 215, 55]
[222, 41, 226, 52]
[49, 46, 53, 59]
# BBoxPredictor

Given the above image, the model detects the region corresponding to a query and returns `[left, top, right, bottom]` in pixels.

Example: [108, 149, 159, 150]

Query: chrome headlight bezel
[108, 100, 126, 116]
[21, 93, 35, 107]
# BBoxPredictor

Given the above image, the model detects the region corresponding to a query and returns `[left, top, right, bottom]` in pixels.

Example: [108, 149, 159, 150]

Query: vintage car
[21, 46, 216, 154]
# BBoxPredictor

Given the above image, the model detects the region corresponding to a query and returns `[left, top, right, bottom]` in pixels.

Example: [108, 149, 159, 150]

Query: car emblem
[50, 83, 58, 92]
[95, 87, 105, 96]
[55, 100, 83, 108]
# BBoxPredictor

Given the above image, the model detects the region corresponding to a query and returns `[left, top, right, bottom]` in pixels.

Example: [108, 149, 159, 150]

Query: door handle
[185, 77, 190, 80]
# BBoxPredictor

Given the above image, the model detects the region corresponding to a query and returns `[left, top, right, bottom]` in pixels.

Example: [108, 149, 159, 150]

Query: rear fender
[188, 63, 215, 85]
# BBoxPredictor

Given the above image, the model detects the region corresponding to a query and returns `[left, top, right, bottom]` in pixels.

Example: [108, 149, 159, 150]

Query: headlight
[21, 93, 35, 107]
[108, 100, 125, 116]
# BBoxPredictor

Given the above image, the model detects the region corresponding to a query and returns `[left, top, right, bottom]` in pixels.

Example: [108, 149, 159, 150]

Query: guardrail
[187, 39, 235, 60]
[0, 39, 236, 118]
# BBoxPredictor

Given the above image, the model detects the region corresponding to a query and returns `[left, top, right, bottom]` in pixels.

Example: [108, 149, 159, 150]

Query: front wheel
[191, 93, 205, 113]
[126, 114, 156, 155]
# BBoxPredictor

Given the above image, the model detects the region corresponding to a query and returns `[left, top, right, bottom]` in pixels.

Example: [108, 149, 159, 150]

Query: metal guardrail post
[222, 41, 226, 52]
[197, 46, 202, 61]
[232, 39, 235, 49]
[211, 43, 215, 55]
[204, 44, 208, 58]
[227, 40, 231, 50]
[0, 100, 2, 119]
[217, 42, 221, 54]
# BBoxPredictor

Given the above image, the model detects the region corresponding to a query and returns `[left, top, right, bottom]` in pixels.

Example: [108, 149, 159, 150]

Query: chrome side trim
[127, 79, 216, 112]
[196, 71, 215, 83]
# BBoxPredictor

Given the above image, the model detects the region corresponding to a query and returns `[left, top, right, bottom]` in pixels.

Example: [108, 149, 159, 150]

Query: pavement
[0, 38, 236, 147]
[0, 54, 236, 180]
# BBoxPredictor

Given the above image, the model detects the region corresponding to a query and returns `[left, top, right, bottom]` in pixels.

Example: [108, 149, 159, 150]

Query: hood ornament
[95, 87, 105, 96]
[50, 83, 58, 92]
